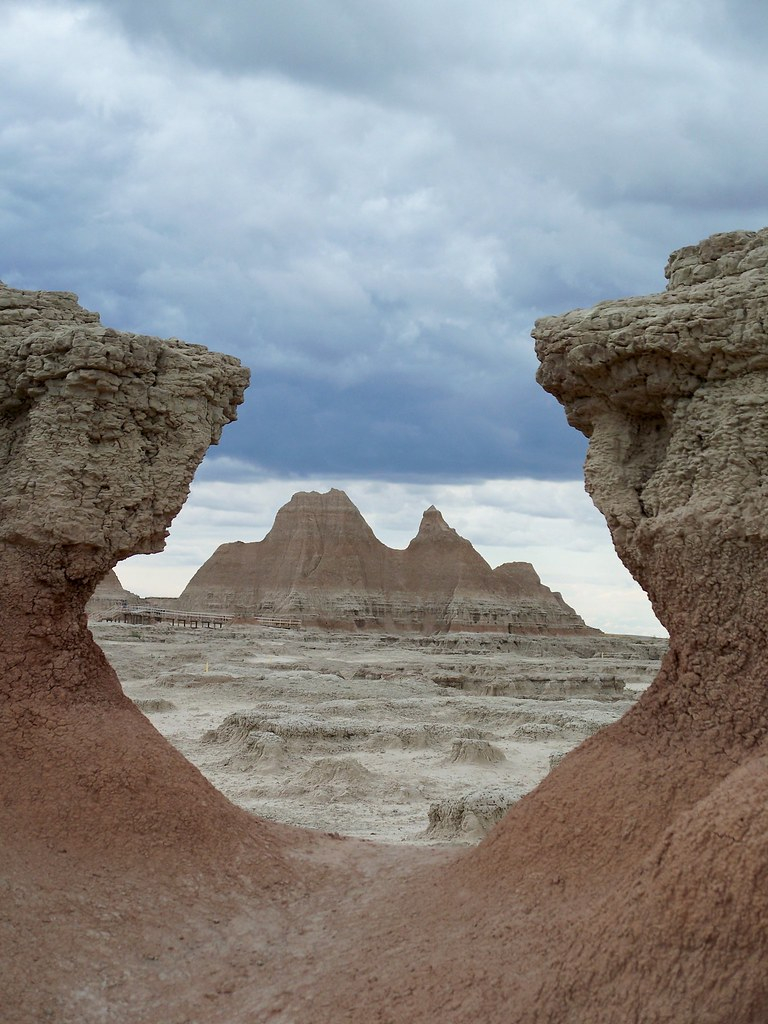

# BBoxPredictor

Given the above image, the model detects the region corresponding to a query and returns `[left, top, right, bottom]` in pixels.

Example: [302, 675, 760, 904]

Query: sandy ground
[92, 621, 664, 845]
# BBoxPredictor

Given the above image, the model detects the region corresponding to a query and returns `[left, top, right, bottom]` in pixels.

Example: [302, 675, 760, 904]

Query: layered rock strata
[179, 488, 593, 634]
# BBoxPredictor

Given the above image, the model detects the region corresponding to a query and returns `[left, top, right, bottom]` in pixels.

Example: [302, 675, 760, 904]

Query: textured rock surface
[0, 287, 245, 566]
[502, 226, 768, 1018]
[179, 488, 593, 634]
[0, 281, 248, 688]
[536, 227, 768, 610]
[425, 788, 519, 840]
[535, 228, 768, 747]
[0, 284, 299, 995]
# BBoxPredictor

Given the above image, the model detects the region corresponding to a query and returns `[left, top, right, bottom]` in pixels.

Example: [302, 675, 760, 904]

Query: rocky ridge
[179, 487, 593, 634]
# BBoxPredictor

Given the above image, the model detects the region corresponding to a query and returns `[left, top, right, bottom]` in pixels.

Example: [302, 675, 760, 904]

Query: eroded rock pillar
[534, 228, 768, 755]
[0, 283, 248, 699]
[0, 283, 257, 864]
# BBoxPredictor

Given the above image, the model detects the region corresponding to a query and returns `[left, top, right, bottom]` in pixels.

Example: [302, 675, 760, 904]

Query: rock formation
[179, 488, 593, 634]
[504, 226, 768, 1016]
[86, 568, 138, 615]
[277, 228, 768, 1022]
[0, 284, 289, 914]
[9, 229, 768, 1024]
[425, 788, 517, 840]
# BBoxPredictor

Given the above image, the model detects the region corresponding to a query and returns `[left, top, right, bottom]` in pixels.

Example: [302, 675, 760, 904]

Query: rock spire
[500, 226, 768, 1018]
[0, 281, 265, 873]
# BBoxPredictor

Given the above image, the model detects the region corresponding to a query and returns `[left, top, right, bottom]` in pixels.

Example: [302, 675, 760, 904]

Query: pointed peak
[420, 505, 450, 525]
[414, 505, 459, 540]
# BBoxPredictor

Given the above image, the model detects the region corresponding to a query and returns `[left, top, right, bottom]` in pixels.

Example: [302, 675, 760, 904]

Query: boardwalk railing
[114, 606, 233, 628]
[106, 605, 300, 630]
[247, 615, 302, 629]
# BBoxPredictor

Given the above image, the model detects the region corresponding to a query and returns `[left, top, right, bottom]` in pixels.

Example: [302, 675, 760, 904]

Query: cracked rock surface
[535, 229, 768, 745]
[0, 284, 246, 563]
[516, 227, 768, 1020]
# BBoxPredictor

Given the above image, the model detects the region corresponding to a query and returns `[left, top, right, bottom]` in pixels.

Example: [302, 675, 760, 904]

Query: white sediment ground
[92, 621, 664, 845]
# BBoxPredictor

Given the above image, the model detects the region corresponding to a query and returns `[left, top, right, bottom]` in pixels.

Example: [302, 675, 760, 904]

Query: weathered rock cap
[532, 227, 768, 603]
[533, 227, 768, 434]
[0, 282, 249, 577]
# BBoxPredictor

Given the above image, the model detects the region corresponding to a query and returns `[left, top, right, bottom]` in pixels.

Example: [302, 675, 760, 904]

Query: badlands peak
[179, 488, 594, 634]
[411, 504, 473, 547]
[87, 567, 138, 613]
[416, 505, 452, 533]
[265, 486, 383, 546]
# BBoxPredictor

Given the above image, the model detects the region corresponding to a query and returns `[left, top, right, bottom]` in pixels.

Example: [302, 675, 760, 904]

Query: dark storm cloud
[3, 0, 768, 485]
[220, 364, 587, 481]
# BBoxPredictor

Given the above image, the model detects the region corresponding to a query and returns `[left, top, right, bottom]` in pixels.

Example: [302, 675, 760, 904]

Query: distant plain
[94, 622, 665, 843]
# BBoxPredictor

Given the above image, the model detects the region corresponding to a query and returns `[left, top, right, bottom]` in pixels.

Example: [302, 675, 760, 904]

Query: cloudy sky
[3, 0, 768, 634]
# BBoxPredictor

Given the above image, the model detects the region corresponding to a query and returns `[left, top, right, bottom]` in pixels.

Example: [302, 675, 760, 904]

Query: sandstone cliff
[178, 488, 593, 634]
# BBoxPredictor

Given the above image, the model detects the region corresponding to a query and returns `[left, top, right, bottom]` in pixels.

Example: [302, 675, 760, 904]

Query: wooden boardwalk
[108, 605, 300, 630]
[115, 606, 232, 628]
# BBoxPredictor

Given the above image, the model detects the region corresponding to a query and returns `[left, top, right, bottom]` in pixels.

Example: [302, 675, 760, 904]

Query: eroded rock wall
[535, 227, 768, 748]
[306, 229, 768, 1024]
[504, 226, 768, 1018]
[0, 282, 272, 874]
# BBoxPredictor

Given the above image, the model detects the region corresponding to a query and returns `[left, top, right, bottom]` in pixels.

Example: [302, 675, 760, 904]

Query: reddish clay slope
[0, 284, 308, 1022]
[460, 228, 768, 1020]
[0, 283, 265, 861]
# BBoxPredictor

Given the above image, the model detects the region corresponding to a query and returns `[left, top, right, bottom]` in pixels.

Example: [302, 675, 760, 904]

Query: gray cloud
[2, 0, 768, 486]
